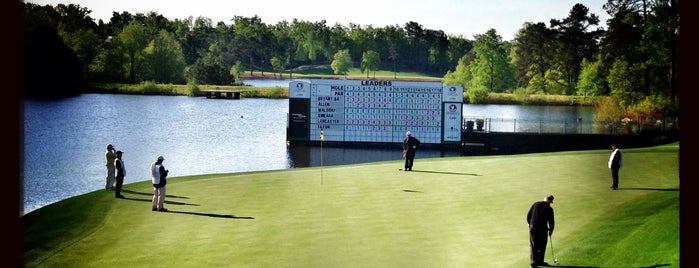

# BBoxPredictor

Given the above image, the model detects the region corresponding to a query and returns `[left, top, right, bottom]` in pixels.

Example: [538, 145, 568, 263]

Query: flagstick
[320, 130, 324, 185]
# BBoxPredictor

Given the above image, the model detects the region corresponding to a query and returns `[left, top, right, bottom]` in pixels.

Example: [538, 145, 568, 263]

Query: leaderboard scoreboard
[288, 79, 463, 144]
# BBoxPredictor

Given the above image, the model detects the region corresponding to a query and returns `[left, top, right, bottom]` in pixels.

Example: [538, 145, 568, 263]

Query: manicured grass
[273, 65, 443, 81]
[22, 143, 680, 267]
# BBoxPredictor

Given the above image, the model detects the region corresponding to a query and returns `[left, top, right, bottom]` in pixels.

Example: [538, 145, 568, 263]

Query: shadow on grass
[117, 190, 199, 207]
[122, 189, 190, 199]
[545, 265, 599, 268]
[406, 169, 480, 176]
[617, 187, 679, 191]
[162, 210, 255, 219]
[545, 263, 670, 268]
[403, 189, 423, 193]
[116, 196, 200, 207]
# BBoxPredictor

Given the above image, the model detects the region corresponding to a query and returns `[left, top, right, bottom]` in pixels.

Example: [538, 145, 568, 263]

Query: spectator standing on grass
[104, 144, 117, 190]
[527, 194, 555, 267]
[114, 151, 126, 198]
[151, 155, 169, 212]
[608, 143, 623, 190]
[402, 131, 421, 171]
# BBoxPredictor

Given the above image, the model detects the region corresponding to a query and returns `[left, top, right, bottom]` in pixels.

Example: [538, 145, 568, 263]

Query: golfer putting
[401, 131, 420, 171]
[527, 194, 555, 267]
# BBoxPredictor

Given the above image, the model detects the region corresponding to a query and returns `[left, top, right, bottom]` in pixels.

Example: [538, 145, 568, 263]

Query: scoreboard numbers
[288, 79, 463, 144]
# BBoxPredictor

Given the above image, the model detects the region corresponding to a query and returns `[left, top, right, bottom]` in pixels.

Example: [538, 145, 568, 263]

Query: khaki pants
[152, 186, 166, 209]
[105, 165, 115, 189]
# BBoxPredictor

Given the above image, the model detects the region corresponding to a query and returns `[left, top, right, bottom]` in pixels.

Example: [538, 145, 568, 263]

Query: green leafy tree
[270, 21, 297, 78]
[404, 21, 427, 71]
[512, 22, 555, 91]
[233, 15, 274, 75]
[53, 3, 102, 78]
[378, 25, 407, 78]
[445, 35, 472, 72]
[214, 21, 238, 73]
[143, 29, 186, 84]
[328, 23, 350, 58]
[89, 40, 127, 83]
[347, 23, 376, 61]
[576, 57, 606, 98]
[137, 11, 175, 37]
[443, 53, 475, 102]
[470, 29, 515, 93]
[106, 11, 135, 37]
[118, 21, 150, 83]
[644, 0, 679, 112]
[425, 29, 449, 73]
[229, 60, 245, 83]
[290, 19, 330, 64]
[360, 50, 380, 78]
[270, 56, 285, 78]
[549, 3, 604, 95]
[607, 58, 643, 109]
[178, 16, 215, 65]
[331, 49, 352, 78]
[185, 43, 231, 85]
[543, 68, 568, 95]
[443, 53, 473, 90]
[63, 28, 102, 76]
[599, 0, 679, 117]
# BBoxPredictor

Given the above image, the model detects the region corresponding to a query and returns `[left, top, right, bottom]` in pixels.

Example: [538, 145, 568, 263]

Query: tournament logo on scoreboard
[289, 81, 310, 98]
[442, 86, 463, 102]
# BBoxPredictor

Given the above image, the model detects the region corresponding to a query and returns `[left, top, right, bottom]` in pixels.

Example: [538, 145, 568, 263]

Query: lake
[21, 93, 594, 216]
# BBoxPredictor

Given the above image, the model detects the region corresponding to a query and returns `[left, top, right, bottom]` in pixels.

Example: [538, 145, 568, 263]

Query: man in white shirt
[608, 143, 623, 190]
[151, 156, 169, 211]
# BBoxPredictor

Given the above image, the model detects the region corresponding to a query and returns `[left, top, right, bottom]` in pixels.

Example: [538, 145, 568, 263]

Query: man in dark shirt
[114, 151, 126, 199]
[402, 131, 421, 171]
[527, 194, 555, 267]
[608, 143, 623, 190]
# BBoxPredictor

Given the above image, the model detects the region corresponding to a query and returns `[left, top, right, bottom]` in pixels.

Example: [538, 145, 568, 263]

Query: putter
[549, 235, 559, 264]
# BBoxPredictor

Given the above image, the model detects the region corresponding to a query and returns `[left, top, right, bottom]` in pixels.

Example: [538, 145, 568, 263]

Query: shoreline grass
[83, 68, 598, 105]
[22, 143, 679, 267]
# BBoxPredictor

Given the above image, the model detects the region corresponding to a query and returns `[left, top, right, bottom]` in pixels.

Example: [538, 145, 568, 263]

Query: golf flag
[320, 130, 324, 141]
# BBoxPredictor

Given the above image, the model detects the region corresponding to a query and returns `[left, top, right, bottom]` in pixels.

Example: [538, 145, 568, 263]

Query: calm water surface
[22, 93, 593, 215]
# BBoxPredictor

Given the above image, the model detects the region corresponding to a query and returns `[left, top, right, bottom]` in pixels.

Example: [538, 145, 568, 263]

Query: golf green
[22, 143, 680, 267]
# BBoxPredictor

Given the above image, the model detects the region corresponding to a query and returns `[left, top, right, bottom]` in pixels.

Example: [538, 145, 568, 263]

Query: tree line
[22, 0, 679, 121]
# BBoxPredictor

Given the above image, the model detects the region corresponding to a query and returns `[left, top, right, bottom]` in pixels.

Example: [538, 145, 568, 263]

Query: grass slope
[22, 143, 680, 267]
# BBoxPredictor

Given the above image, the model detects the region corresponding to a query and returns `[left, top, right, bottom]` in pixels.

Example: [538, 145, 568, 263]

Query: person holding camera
[104, 144, 117, 190]
[150, 155, 169, 212]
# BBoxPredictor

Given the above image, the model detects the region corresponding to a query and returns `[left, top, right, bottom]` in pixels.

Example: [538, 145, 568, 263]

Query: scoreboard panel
[288, 79, 463, 144]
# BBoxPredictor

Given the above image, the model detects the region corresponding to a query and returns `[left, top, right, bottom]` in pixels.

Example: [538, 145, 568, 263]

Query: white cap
[406, 131, 411, 136]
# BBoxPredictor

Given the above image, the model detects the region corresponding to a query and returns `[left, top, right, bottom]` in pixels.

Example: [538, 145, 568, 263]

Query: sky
[24, 0, 610, 41]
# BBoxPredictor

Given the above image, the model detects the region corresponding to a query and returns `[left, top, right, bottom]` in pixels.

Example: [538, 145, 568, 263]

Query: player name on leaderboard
[287, 79, 463, 145]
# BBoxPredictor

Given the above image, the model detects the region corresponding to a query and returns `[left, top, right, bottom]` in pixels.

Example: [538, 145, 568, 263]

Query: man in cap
[104, 144, 117, 190]
[150, 155, 169, 212]
[527, 194, 555, 267]
[114, 151, 126, 199]
[402, 131, 421, 171]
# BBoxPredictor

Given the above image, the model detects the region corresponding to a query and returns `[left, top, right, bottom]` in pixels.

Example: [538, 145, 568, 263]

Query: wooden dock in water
[201, 89, 244, 99]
